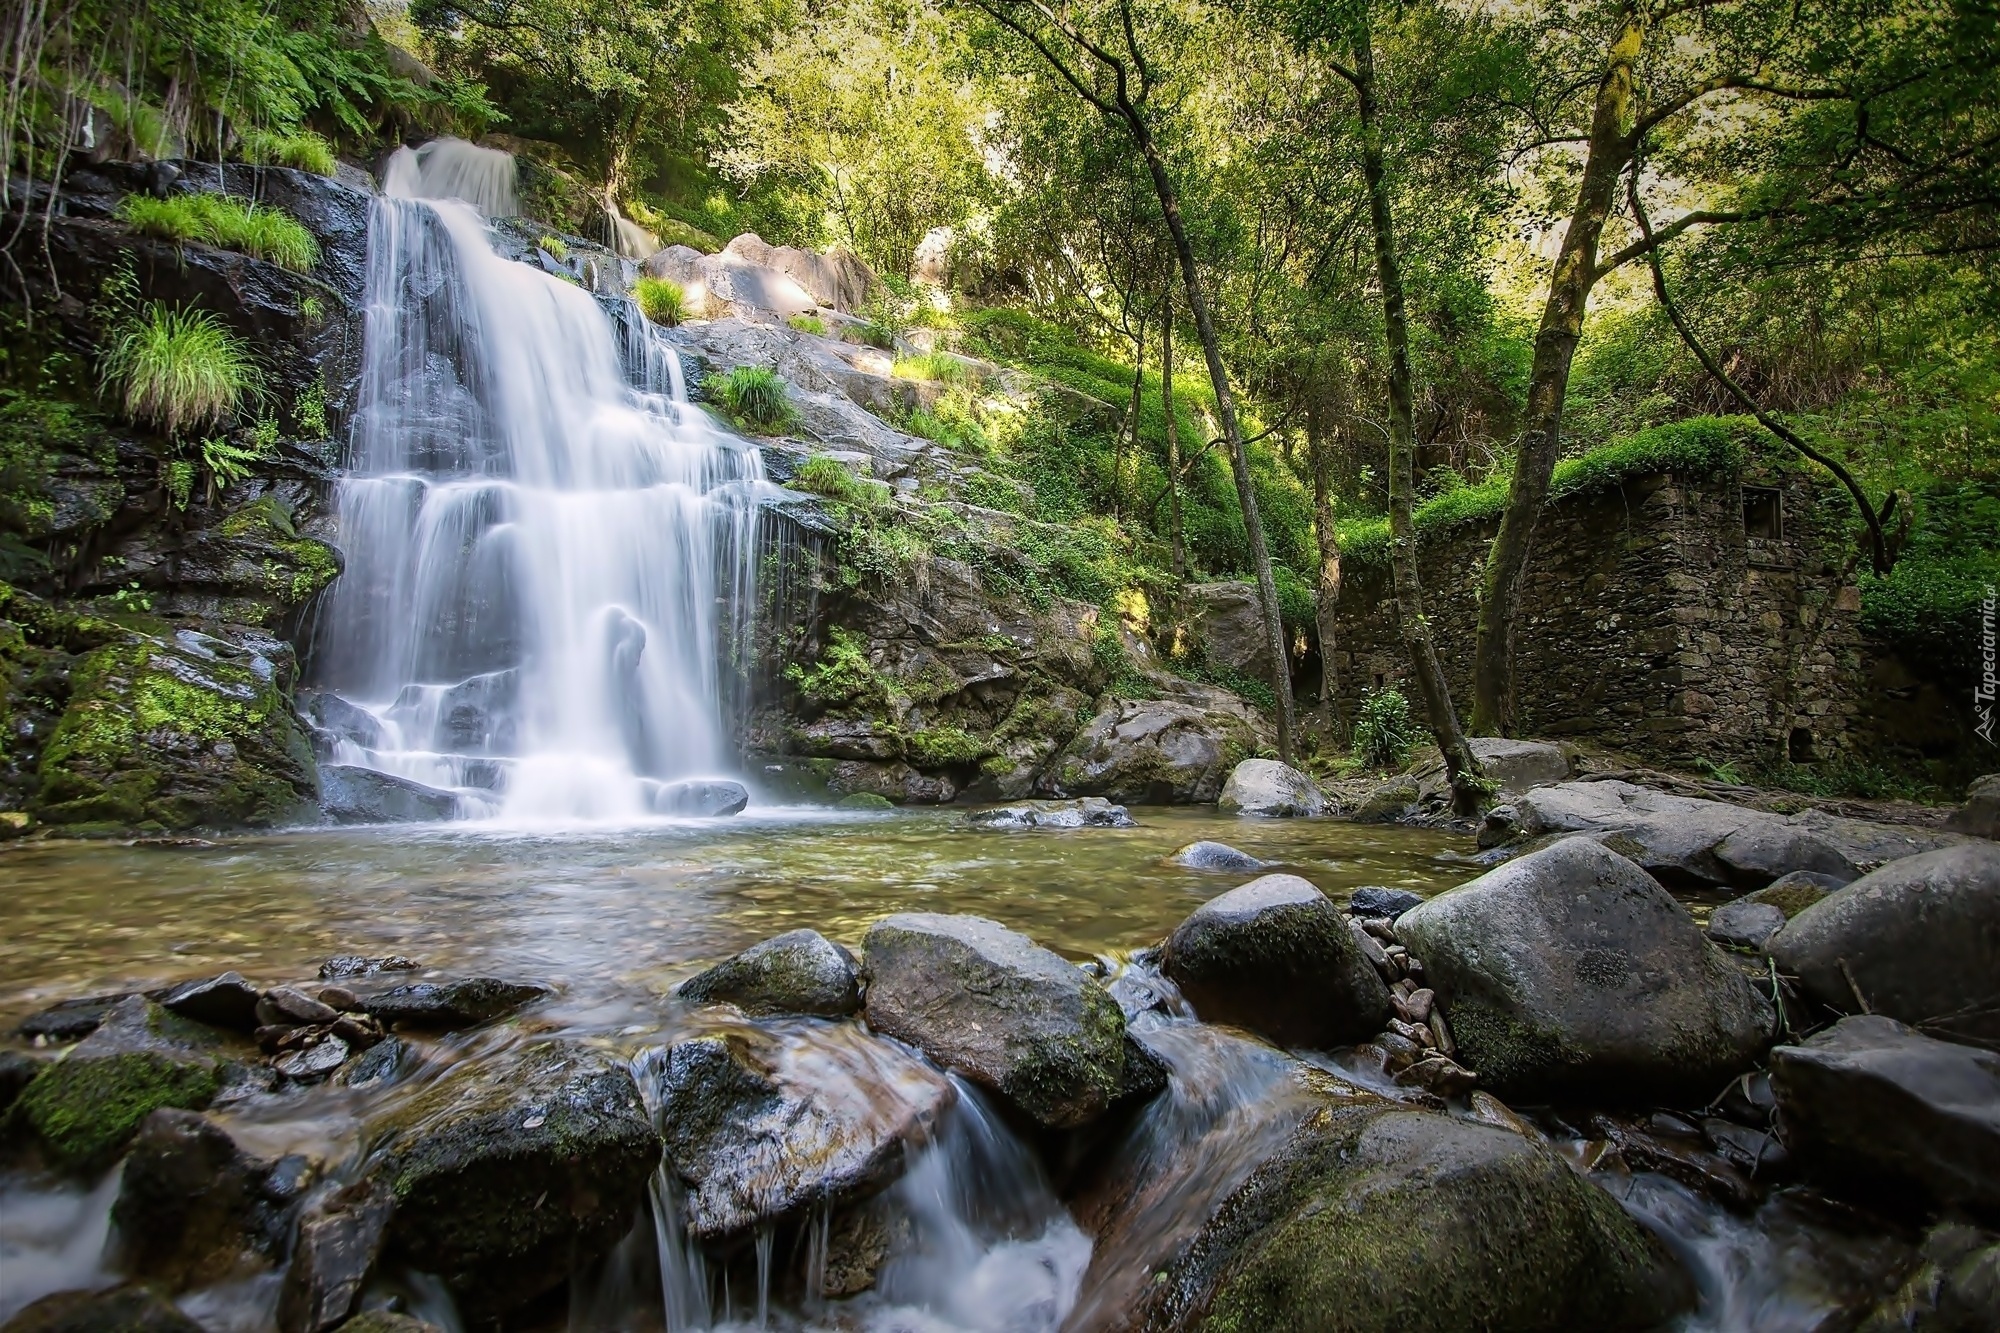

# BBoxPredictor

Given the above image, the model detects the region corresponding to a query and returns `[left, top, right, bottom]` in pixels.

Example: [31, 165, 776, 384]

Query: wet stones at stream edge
[360, 1039, 659, 1319]
[1216, 758, 1325, 818]
[1706, 899, 1788, 951]
[1768, 842, 2000, 1046]
[1851, 1223, 2000, 1332]
[1395, 837, 1775, 1103]
[862, 913, 1131, 1128]
[647, 777, 751, 817]
[676, 929, 861, 1018]
[1769, 1014, 2000, 1217]
[965, 797, 1136, 829]
[0, 1284, 207, 1333]
[319, 765, 458, 824]
[1168, 840, 1269, 872]
[653, 1022, 953, 1241]
[352, 976, 552, 1030]
[1160, 875, 1391, 1049]
[278, 1178, 396, 1333]
[112, 1108, 307, 1289]
[1348, 885, 1425, 919]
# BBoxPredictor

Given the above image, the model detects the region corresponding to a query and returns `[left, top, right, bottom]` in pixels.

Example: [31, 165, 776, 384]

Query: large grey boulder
[1769, 843, 2000, 1047]
[1488, 779, 1966, 887]
[1183, 581, 1275, 684]
[1161, 875, 1391, 1049]
[1410, 738, 1574, 806]
[320, 764, 457, 824]
[654, 1023, 952, 1240]
[676, 929, 861, 1018]
[863, 913, 1127, 1127]
[1769, 1015, 2000, 1215]
[646, 778, 749, 817]
[1217, 759, 1325, 818]
[1395, 837, 1774, 1101]
[1043, 698, 1258, 805]
[364, 1041, 659, 1317]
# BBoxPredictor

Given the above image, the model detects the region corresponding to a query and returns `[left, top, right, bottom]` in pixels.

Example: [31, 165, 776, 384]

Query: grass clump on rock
[634, 275, 685, 325]
[793, 453, 889, 509]
[237, 126, 338, 176]
[115, 192, 320, 272]
[718, 365, 795, 435]
[98, 304, 260, 438]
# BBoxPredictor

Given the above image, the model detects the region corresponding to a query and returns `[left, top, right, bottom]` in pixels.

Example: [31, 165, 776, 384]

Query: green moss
[1744, 879, 1833, 919]
[1439, 1000, 1575, 1095]
[835, 791, 895, 810]
[906, 724, 989, 767]
[16, 1051, 220, 1169]
[785, 627, 892, 714]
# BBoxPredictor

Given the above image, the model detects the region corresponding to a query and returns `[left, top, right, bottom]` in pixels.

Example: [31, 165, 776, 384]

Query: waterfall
[312, 143, 770, 823]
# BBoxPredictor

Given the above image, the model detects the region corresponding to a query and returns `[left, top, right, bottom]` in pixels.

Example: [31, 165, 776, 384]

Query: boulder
[0, 1285, 205, 1333]
[1080, 1088, 1688, 1333]
[1410, 738, 1574, 806]
[1217, 759, 1325, 818]
[319, 765, 457, 824]
[112, 1110, 293, 1288]
[1852, 1223, 2000, 1333]
[1170, 840, 1268, 872]
[1395, 837, 1774, 1101]
[0, 1050, 45, 1115]
[13, 997, 228, 1169]
[1743, 869, 1844, 918]
[1769, 1015, 2000, 1215]
[1945, 773, 1999, 840]
[357, 976, 550, 1029]
[825, 759, 956, 805]
[1351, 776, 1420, 824]
[966, 797, 1135, 829]
[277, 1178, 395, 1333]
[1489, 780, 1967, 887]
[1044, 698, 1258, 805]
[1769, 843, 2000, 1047]
[653, 1023, 952, 1240]
[676, 929, 861, 1018]
[1161, 875, 1391, 1049]
[16, 992, 132, 1042]
[1182, 581, 1274, 684]
[365, 1041, 659, 1316]
[647, 778, 749, 817]
[157, 972, 261, 1031]
[863, 913, 1128, 1127]
[1348, 886, 1425, 919]
[1705, 900, 1787, 951]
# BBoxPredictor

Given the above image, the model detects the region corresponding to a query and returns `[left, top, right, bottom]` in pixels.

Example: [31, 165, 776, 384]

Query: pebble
[1404, 988, 1434, 1023]
[275, 1035, 350, 1082]
[1466, 1091, 1535, 1138]
[318, 986, 364, 1012]
[1388, 1017, 1429, 1046]
[1361, 917, 1398, 943]
[1395, 1056, 1478, 1097]
[260, 987, 339, 1026]
[1427, 1010, 1454, 1057]
[1378, 1032, 1424, 1073]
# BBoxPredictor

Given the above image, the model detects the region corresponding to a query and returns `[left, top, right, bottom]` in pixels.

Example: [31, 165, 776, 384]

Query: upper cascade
[309, 143, 772, 824]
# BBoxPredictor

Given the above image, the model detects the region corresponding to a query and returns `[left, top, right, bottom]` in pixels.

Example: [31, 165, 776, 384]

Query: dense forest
[4, 0, 1997, 800]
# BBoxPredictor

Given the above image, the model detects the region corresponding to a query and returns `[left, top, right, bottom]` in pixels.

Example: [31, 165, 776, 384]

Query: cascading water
[313, 140, 770, 822]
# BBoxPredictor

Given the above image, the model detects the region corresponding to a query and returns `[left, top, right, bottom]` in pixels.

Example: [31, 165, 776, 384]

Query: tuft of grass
[537, 234, 569, 261]
[114, 193, 320, 272]
[98, 303, 261, 438]
[892, 350, 968, 384]
[718, 366, 795, 435]
[634, 276, 685, 326]
[237, 127, 338, 176]
[788, 314, 827, 337]
[793, 453, 890, 509]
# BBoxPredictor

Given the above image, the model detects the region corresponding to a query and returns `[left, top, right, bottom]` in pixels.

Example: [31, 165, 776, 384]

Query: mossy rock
[836, 791, 894, 810]
[13, 997, 227, 1171]
[1151, 1104, 1692, 1332]
[32, 621, 318, 831]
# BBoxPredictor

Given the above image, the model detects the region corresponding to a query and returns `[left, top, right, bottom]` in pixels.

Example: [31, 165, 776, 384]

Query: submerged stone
[648, 777, 750, 817]
[677, 929, 861, 1018]
[1169, 840, 1268, 872]
[357, 976, 550, 1029]
[966, 797, 1136, 829]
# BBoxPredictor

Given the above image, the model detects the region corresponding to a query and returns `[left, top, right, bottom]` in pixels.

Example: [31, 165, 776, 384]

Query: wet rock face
[653, 1023, 952, 1241]
[277, 1178, 395, 1333]
[1769, 1015, 2000, 1216]
[112, 1109, 299, 1288]
[157, 972, 261, 1031]
[366, 1041, 660, 1317]
[0, 1284, 206, 1333]
[863, 913, 1129, 1128]
[319, 765, 458, 824]
[677, 929, 862, 1018]
[1348, 886, 1424, 919]
[648, 777, 750, 817]
[1769, 843, 2000, 1048]
[13, 997, 228, 1169]
[1171, 840, 1268, 872]
[1044, 698, 1259, 805]
[1852, 1223, 2000, 1332]
[1706, 899, 1787, 951]
[355, 977, 550, 1030]
[1395, 837, 1774, 1102]
[1217, 759, 1325, 818]
[1161, 876, 1391, 1050]
[967, 797, 1135, 829]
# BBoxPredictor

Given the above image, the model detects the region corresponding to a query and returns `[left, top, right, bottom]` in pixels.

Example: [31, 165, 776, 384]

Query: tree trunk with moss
[1162, 282, 1185, 579]
[1306, 394, 1344, 740]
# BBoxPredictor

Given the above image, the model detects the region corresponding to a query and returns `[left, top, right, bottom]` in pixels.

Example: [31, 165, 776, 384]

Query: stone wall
[1325, 465, 1875, 767]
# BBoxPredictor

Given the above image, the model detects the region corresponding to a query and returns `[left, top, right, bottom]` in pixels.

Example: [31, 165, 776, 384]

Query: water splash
[380, 137, 518, 217]
[313, 143, 772, 823]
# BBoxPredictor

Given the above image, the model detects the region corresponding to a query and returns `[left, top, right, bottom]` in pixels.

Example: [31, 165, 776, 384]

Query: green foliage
[237, 126, 338, 175]
[906, 725, 989, 766]
[717, 366, 796, 434]
[793, 455, 889, 509]
[1352, 686, 1419, 770]
[293, 377, 329, 439]
[1859, 483, 2000, 665]
[785, 627, 887, 712]
[633, 276, 685, 326]
[114, 193, 321, 273]
[537, 234, 570, 262]
[97, 304, 260, 439]
[297, 294, 327, 325]
[196, 435, 266, 494]
[893, 351, 968, 384]
[1271, 564, 1316, 631]
[788, 314, 828, 336]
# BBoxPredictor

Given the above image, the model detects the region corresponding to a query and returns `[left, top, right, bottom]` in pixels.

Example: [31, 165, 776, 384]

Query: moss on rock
[13, 998, 226, 1170]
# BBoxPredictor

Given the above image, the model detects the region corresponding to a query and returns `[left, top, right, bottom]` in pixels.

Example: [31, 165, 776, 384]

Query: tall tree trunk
[1118, 318, 1145, 520]
[1128, 122, 1297, 762]
[1469, 4, 1642, 734]
[1306, 392, 1344, 740]
[1351, 15, 1484, 815]
[1162, 282, 1185, 580]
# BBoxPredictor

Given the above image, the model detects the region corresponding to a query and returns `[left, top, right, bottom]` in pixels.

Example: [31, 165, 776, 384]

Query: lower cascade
[311, 142, 770, 823]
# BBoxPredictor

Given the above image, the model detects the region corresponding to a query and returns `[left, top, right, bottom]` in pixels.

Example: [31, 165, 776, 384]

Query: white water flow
[315, 141, 769, 822]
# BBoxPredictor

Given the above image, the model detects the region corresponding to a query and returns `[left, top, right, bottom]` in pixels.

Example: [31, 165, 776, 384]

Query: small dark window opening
[1788, 726, 1815, 762]
[1374, 672, 1386, 688]
[1744, 487, 1782, 539]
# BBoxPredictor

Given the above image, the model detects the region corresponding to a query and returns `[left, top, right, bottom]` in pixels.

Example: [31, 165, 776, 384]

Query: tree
[968, 0, 1300, 762]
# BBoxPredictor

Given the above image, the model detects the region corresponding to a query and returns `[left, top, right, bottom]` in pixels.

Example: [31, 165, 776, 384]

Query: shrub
[793, 454, 889, 509]
[238, 127, 338, 176]
[114, 193, 320, 272]
[852, 319, 898, 351]
[788, 314, 827, 337]
[1351, 685, 1420, 770]
[718, 366, 795, 434]
[98, 304, 260, 437]
[634, 276, 685, 326]
[893, 351, 967, 384]
[537, 234, 569, 261]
